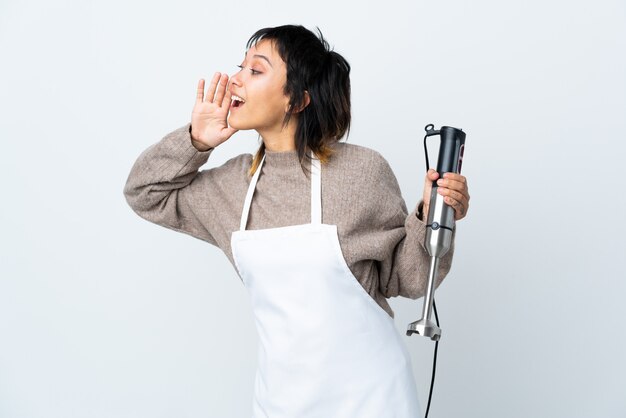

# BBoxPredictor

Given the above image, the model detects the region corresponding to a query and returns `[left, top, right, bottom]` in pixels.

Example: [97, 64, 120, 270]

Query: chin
[228, 114, 250, 131]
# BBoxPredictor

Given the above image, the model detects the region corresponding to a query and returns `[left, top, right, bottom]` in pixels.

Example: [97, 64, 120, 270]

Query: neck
[258, 117, 298, 152]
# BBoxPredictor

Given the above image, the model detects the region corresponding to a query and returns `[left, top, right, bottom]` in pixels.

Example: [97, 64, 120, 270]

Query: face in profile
[228, 39, 291, 134]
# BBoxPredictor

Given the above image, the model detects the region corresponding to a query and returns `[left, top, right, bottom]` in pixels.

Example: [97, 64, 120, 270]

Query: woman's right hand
[190, 73, 238, 151]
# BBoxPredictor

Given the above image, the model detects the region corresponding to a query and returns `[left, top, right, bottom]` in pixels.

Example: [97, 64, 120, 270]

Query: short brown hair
[246, 25, 351, 175]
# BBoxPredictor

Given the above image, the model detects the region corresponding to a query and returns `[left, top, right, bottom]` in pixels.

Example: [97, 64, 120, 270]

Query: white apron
[231, 154, 421, 418]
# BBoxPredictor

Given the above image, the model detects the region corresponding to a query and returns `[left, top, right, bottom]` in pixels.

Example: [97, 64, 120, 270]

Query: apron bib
[231, 154, 421, 418]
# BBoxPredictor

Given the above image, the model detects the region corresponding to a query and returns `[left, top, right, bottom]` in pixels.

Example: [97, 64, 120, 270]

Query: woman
[124, 25, 470, 418]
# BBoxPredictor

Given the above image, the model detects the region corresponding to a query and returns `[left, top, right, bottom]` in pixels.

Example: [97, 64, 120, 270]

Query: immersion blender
[407, 124, 466, 341]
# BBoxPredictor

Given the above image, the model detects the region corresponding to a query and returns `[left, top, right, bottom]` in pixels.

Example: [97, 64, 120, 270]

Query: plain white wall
[1, 0, 625, 417]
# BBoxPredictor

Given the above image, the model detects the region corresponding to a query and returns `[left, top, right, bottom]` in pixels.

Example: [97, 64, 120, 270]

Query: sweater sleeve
[371, 154, 455, 300]
[122, 123, 218, 245]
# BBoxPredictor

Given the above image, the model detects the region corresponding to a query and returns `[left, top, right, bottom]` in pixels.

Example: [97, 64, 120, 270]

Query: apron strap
[240, 154, 266, 231]
[310, 156, 321, 225]
[239, 152, 321, 231]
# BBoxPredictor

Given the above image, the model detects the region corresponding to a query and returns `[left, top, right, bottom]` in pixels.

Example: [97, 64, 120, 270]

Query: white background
[1, 0, 625, 417]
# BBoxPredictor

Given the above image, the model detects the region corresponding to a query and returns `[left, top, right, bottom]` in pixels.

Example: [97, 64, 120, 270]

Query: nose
[230, 70, 243, 88]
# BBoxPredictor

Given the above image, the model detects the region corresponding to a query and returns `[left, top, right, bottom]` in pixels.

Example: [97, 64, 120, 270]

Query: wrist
[189, 124, 212, 152]
[191, 139, 212, 152]
[417, 201, 425, 221]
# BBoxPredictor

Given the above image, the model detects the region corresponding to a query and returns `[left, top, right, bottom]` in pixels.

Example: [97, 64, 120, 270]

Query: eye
[236, 65, 262, 75]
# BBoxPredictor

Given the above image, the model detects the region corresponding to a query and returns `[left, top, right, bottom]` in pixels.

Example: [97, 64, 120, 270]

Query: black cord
[424, 127, 431, 172]
[424, 299, 440, 418]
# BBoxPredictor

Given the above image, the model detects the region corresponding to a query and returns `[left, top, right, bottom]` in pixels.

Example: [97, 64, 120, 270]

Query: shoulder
[324, 142, 407, 227]
[216, 153, 254, 175]
[327, 142, 397, 183]
[330, 141, 387, 163]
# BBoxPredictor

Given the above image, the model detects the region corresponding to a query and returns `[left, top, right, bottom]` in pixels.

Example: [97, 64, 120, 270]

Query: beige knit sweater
[123, 123, 454, 318]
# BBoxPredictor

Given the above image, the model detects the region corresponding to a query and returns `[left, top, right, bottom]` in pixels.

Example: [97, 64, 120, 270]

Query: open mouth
[231, 95, 245, 109]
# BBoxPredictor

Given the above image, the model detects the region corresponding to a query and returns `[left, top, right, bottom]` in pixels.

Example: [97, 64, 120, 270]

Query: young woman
[124, 25, 470, 418]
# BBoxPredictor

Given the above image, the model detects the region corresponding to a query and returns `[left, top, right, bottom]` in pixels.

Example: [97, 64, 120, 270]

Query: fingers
[443, 195, 468, 220]
[437, 174, 469, 200]
[213, 73, 229, 106]
[438, 187, 467, 204]
[197, 72, 231, 107]
[421, 170, 471, 220]
[442, 172, 466, 184]
[196, 79, 205, 103]
[205, 72, 221, 103]
[437, 172, 470, 220]
[221, 83, 233, 111]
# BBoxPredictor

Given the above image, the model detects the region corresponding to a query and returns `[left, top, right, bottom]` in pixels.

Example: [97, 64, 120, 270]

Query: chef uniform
[231, 153, 422, 418]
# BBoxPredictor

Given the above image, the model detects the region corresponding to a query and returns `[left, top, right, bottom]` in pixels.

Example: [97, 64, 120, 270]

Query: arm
[123, 74, 244, 246]
[371, 157, 456, 300]
[122, 123, 218, 245]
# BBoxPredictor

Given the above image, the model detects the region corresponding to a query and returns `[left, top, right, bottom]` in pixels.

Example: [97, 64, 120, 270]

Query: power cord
[424, 299, 440, 418]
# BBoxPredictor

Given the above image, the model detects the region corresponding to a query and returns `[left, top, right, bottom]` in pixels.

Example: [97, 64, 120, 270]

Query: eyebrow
[252, 54, 273, 68]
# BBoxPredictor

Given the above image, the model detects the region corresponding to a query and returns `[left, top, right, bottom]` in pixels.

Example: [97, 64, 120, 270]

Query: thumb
[224, 126, 238, 138]
[427, 168, 439, 181]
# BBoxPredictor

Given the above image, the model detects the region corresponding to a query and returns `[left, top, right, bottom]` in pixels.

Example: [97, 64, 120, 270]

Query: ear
[290, 90, 311, 114]
[301, 90, 311, 110]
